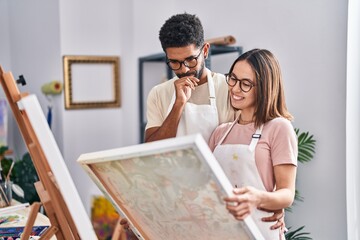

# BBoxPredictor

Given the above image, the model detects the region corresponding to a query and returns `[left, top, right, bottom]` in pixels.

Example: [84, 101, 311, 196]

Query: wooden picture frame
[63, 55, 121, 109]
[78, 134, 264, 240]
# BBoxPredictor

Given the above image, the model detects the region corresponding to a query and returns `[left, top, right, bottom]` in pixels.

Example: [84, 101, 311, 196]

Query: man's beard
[176, 61, 205, 79]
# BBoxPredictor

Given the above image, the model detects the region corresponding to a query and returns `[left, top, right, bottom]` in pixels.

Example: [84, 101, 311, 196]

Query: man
[145, 13, 236, 143]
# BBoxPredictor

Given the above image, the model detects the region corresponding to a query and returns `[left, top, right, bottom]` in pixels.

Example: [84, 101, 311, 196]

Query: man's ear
[203, 42, 210, 59]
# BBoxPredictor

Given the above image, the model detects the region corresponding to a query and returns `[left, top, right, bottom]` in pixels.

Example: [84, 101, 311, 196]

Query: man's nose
[179, 62, 190, 71]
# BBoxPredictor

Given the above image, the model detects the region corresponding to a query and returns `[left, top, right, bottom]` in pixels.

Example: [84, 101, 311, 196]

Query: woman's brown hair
[228, 49, 293, 128]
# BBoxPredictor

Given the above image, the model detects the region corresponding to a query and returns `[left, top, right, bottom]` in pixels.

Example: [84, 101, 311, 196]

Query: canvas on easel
[0, 66, 98, 240]
[78, 134, 265, 240]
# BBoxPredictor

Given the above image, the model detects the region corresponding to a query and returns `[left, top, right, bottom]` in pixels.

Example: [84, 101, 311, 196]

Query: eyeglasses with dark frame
[225, 73, 256, 93]
[166, 45, 205, 70]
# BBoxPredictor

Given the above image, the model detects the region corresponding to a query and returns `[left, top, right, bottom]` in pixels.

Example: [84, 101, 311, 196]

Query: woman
[208, 49, 297, 240]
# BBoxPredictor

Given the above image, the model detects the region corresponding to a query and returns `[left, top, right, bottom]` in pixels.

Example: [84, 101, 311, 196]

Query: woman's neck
[238, 112, 255, 125]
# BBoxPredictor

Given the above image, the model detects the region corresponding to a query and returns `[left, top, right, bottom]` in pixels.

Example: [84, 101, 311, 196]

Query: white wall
[0, 0, 13, 148]
[1, 0, 349, 239]
[346, 0, 360, 239]
[58, 0, 133, 213]
[1, 0, 62, 158]
[0, 1, 11, 71]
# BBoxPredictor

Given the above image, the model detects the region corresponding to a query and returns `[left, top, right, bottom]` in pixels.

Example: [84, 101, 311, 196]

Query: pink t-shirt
[208, 117, 298, 192]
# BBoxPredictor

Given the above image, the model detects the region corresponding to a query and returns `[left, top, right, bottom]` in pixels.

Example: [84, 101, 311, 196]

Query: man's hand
[174, 76, 199, 104]
[259, 208, 286, 232]
[112, 218, 139, 240]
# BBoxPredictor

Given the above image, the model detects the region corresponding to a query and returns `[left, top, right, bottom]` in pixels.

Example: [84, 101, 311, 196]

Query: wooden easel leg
[47, 171, 80, 239]
[39, 225, 59, 240]
[35, 181, 67, 240]
[21, 202, 41, 240]
[31, 140, 80, 240]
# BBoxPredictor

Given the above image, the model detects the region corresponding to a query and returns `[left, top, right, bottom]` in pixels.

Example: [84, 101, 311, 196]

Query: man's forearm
[145, 103, 184, 142]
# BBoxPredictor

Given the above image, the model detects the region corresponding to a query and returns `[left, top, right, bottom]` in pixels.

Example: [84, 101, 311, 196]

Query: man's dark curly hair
[159, 13, 204, 51]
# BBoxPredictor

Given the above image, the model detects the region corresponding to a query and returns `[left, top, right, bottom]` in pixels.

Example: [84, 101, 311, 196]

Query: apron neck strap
[216, 115, 239, 146]
[206, 69, 216, 106]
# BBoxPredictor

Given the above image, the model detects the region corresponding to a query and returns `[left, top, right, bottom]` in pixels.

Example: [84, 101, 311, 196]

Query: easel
[0, 66, 127, 240]
[0, 66, 80, 239]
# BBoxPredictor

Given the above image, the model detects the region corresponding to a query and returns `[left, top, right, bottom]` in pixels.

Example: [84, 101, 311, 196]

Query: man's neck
[198, 68, 209, 85]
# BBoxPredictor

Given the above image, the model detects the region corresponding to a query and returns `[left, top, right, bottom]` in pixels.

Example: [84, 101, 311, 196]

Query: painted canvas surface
[91, 195, 120, 240]
[79, 134, 263, 240]
[0, 98, 7, 147]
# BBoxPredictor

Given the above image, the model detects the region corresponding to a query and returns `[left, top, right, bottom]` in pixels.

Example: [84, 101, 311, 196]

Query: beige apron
[167, 69, 219, 142]
[213, 117, 281, 240]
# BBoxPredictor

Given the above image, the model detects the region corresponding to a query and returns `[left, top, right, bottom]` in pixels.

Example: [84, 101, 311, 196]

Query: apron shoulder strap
[206, 69, 216, 106]
[216, 115, 239, 146]
[249, 125, 264, 152]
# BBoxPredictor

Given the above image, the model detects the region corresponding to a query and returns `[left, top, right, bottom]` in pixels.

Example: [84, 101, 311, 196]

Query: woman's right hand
[224, 186, 262, 220]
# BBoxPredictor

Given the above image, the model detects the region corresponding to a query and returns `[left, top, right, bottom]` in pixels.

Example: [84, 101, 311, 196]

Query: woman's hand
[223, 186, 262, 220]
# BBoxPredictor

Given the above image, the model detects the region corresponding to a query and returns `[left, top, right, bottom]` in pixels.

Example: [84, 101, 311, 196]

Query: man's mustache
[177, 70, 197, 78]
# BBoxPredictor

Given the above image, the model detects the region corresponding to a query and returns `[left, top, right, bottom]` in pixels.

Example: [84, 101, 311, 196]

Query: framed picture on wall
[78, 134, 264, 240]
[63, 55, 121, 109]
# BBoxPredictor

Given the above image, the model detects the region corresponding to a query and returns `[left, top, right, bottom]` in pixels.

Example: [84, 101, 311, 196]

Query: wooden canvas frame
[18, 95, 97, 239]
[78, 134, 264, 240]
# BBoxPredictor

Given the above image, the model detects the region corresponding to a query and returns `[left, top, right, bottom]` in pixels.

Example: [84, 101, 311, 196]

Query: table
[0, 201, 56, 239]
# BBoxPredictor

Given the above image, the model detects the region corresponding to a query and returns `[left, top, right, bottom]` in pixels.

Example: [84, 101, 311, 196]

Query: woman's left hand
[223, 186, 262, 220]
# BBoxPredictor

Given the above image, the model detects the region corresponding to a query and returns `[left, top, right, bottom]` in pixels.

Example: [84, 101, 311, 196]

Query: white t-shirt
[145, 72, 237, 130]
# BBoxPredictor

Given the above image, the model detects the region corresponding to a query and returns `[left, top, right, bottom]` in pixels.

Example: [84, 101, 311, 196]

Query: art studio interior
[0, 1, 359, 239]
